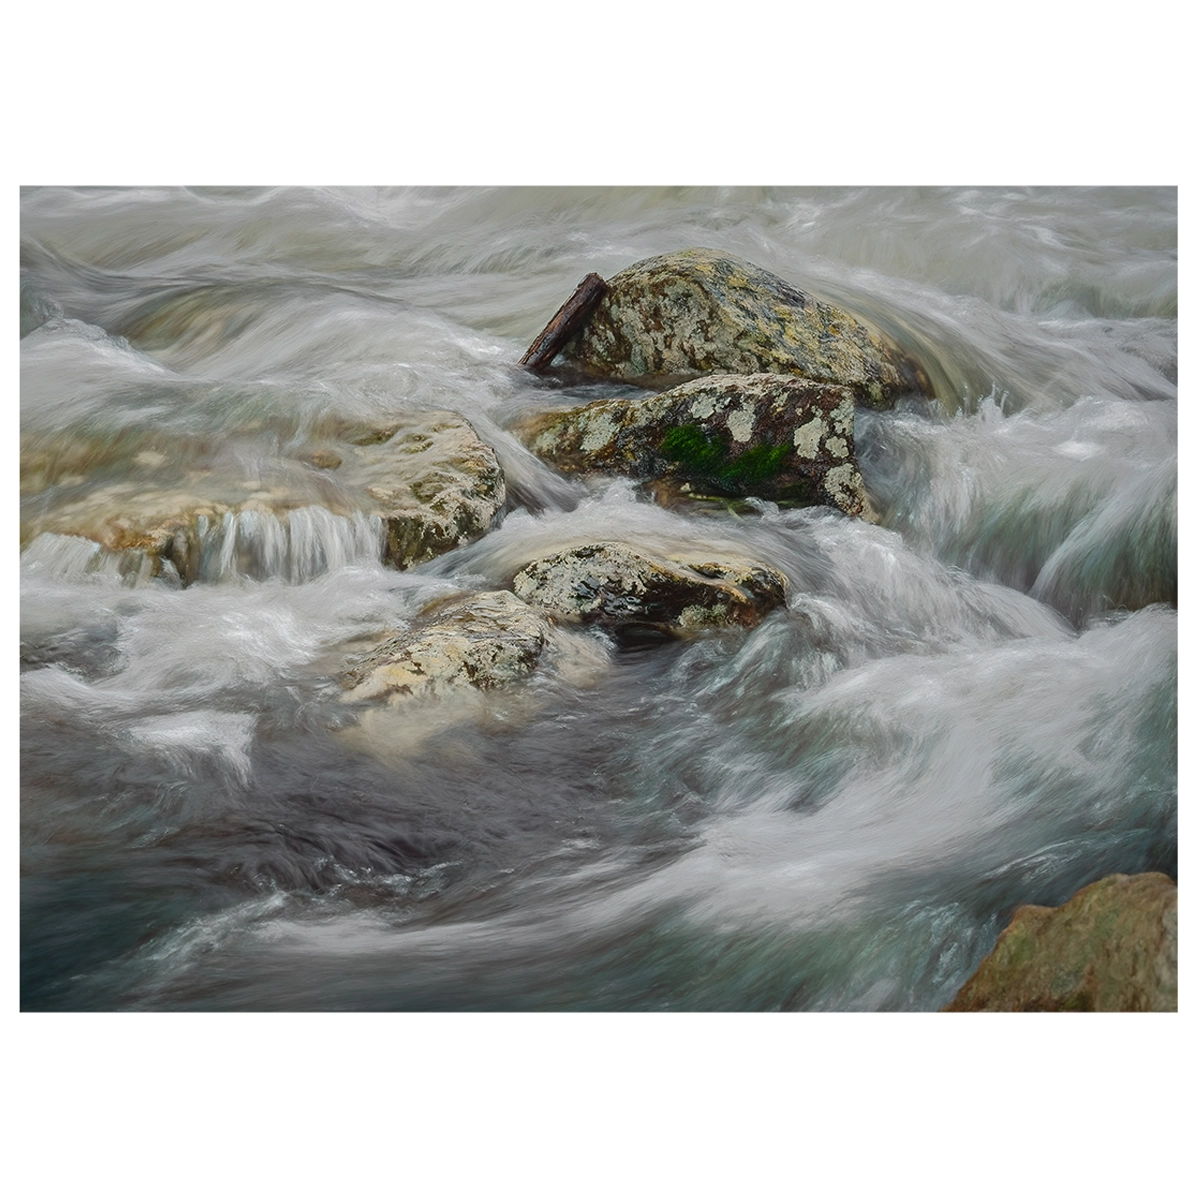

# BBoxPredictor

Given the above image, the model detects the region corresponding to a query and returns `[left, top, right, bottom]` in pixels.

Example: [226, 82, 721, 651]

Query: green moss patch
[659, 424, 792, 496]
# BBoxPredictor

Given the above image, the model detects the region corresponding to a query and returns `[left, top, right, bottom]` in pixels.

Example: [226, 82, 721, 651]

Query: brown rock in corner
[945, 872, 1177, 1012]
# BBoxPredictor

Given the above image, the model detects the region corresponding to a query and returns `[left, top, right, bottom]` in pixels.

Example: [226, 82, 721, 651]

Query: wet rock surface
[945, 872, 1178, 1012]
[20, 411, 506, 582]
[342, 590, 552, 704]
[511, 541, 787, 637]
[515, 373, 878, 518]
[556, 248, 927, 408]
[347, 413, 506, 570]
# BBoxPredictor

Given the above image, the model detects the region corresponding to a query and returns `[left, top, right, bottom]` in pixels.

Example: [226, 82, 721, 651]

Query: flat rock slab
[21, 411, 506, 582]
[512, 541, 787, 637]
[556, 248, 928, 408]
[342, 590, 551, 704]
[945, 872, 1178, 1012]
[516, 373, 877, 519]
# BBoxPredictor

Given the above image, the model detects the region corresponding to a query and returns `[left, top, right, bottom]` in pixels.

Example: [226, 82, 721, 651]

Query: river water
[19, 186, 1177, 1011]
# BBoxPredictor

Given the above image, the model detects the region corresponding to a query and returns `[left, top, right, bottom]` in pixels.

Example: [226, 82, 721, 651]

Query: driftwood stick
[519, 273, 608, 371]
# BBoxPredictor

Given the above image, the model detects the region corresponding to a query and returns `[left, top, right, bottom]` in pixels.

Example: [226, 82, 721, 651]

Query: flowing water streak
[21, 507, 384, 587]
[199, 507, 384, 584]
[19, 186, 1177, 1011]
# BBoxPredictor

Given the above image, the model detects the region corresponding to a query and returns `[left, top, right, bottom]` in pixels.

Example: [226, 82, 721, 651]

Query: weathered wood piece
[519, 273, 608, 371]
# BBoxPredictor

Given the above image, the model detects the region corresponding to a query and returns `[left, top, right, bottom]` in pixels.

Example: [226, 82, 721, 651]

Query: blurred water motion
[20, 186, 1176, 1010]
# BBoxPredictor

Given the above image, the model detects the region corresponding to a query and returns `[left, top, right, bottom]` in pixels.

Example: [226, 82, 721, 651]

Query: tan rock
[20, 411, 506, 583]
[342, 590, 551, 704]
[349, 415, 505, 571]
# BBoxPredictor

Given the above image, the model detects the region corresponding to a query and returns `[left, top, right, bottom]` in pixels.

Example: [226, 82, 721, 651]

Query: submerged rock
[337, 590, 615, 764]
[555, 248, 928, 408]
[515, 373, 878, 518]
[20, 411, 506, 583]
[20, 276, 61, 337]
[512, 541, 787, 637]
[945, 872, 1177, 1012]
[114, 283, 277, 368]
[342, 590, 551, 703]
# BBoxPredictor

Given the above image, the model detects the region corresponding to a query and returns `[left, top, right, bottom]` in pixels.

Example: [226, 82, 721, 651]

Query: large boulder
[341, 542, 785, 708]
[342, 590, 551, 704]
[945, 872, 1178, 1012]
[515, 373, 878, 519]
[511, 541, 787, 637]
[20, 411, 506, 583]
[555, 248, 928, 408]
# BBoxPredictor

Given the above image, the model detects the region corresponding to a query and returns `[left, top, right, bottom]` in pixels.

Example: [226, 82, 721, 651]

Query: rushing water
[19, 186, 1177, 1011]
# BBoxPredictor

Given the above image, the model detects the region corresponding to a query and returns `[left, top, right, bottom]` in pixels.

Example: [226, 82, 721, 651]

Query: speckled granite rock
[342, 590, 551, 704]
[515, 373, 878, 519]
[557, 248, 928, 408]
[20, 411, 506, 583]
[512, 541, 787, 636]
[945, 872, 1177, 1012]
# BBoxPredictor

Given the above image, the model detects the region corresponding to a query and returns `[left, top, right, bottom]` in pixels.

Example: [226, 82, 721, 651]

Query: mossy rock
[512, 541, 787, 637]
[945, 873, 1177, 1012]
[557, 248, 928, 409]
[516, 373, 878, 519]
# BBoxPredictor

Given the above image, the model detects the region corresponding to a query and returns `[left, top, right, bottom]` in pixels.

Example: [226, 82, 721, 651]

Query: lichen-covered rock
[515, 373, 877, 519]
[20, 411, 506, 583]
[512, 541, 786, 636]
[342, 590, 551, 704]
[557, 248, 927, 409]
[944, 873, 1178, 1012]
